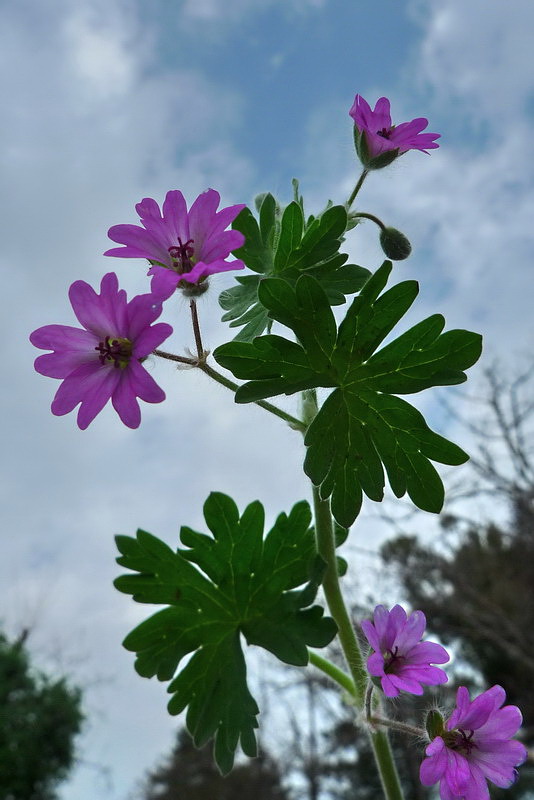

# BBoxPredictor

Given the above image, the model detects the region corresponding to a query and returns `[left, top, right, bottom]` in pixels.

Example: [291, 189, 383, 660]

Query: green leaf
[274, 202, 304, 273]
[219, 192, 367, 341]
[115, 493, 336, 773]
[286, 204, 348, 270]
[214, 266, 482, 527]
[231, 198, 275, 275]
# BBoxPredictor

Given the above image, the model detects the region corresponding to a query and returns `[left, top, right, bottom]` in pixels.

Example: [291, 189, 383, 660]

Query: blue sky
[1, 0, 533, 798]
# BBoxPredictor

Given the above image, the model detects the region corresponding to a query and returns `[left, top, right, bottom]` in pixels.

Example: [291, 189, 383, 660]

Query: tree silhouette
[139, 728, 290, 800]
[0, 630, 83, 800]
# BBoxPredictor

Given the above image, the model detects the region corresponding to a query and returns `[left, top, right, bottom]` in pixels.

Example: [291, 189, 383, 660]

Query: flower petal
[180, 257, 245, 284]
[51, 362, 120, 429]
[361, 619, 380, 652]
[31, 325, 97, 378]
[105, 224, 172, 265]
[149, 267, 180, 299]
[161, 190, 189, 242]
[394, 609, 426, 652]
[407, 640, 450, 665]
[420, 738, 447, 785]
[133, 322, 173, 359]
[111, 371, 141, 429]
[69, 273, 127, 337]
[128, 359, 166, 403]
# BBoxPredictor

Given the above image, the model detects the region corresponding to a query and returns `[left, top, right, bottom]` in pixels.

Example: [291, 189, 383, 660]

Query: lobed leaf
[114, 493, 336, 773]
[220, 194, 369, 340]
[215, 265, 482, 527]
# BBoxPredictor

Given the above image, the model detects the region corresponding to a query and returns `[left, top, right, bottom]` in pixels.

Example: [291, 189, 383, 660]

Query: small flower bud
[379, 227, 412, 260]
[425, 709, 445, 741]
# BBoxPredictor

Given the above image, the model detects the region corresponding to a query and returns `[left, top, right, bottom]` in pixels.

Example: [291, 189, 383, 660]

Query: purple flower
[420, 685, 527, 800]
[349, 94, 440, 162]
[104, 189, 246, 299]
[361, 605, 449, 697]
[30, 273, 173, 429]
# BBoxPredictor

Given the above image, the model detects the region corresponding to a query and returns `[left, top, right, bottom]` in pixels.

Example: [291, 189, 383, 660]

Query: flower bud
[425, 709, 445, 741]
[379, 227, 412, 260]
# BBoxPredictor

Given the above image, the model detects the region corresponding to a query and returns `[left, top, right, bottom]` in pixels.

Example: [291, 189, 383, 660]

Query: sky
[1, 0, 533, 797]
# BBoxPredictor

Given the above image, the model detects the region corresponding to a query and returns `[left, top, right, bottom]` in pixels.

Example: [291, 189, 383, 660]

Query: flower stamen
[168, 238, 195, 274]
[446, 728, 477, 755]
[383, 645, 405, 673]
[95, 336, 133, 369]
[377, 126, 394, 139]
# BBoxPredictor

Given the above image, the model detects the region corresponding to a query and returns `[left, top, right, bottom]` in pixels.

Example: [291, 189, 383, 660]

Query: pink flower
[349, 94, 440, 162]
[361, 605, 449, 697]
[104, 189, 246, 299]
[30, 273, 172, 429]
[420, 685, 527, 800]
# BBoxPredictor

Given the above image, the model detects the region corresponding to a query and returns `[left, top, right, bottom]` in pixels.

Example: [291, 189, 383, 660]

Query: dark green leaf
[219, 195, 364, 339]
[274, 202, 304, 273]
[287, 205, 348, 271]
[115, 494, 336, 773]
[216, 266, 481, 527]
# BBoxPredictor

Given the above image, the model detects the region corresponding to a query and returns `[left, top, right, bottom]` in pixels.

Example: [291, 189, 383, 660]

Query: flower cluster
[362, 605, 527, 799]
[31, 189, 246, 428]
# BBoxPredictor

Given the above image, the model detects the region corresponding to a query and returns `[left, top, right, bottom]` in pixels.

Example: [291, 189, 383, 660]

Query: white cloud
[62, 5, 139, 100]
[410, 0, 534, 120]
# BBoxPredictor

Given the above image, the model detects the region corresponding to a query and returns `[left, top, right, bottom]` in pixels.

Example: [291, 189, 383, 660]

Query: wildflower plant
[31, 94, 527, 797]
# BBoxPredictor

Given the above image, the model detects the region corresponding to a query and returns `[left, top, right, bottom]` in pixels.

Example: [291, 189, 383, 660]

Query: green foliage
[219, 193, 370, 340]
[0, 631, 83, 800]
[114, 493, 336, 774]
[214, 262, 482, 527]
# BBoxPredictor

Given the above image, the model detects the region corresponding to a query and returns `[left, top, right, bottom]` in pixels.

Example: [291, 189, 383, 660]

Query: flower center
[377, 126, 394, 139]
[383, 646, 404, 673]
[444, 728, 477, 755]
[95, 336, 133, 369]
[168, 238, 195, 274]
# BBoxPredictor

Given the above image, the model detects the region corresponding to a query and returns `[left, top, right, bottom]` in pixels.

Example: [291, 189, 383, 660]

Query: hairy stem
[189, 299, 205, 360]
[370, 716, 427, 739]
[347, 168, 369, 208]
[152, 350, 306, 431]
[350, 211, 386, 231]
[302, 388, 405, 800]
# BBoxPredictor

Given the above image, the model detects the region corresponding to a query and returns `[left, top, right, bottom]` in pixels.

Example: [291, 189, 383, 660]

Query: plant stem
[365, 681, 375, 720]
[369, 716, 426, 739]
[302, 388, 405, 800]
[153, 349, 196, 366]
[311, 482, 368, 706]
[308, 651, 356, 696]
[347, 168, 369, 208]
[189, 299, 204, 360]
[350, 211, 386, 231]
[370, 731, 406, 800]
[152, 350, 306, 431]
[199, 361, 306, 430]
